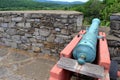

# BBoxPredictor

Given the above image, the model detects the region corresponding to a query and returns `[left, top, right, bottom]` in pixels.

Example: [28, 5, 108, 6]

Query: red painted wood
[117, 71, 120, 77]
[49, 64, 71, 80]
[60, 30, 86, 58]
[97, 32, 111, 80]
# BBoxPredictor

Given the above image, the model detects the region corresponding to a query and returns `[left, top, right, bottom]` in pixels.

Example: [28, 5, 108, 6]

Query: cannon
[73, 18, 100, 64]
[49, 18, 120, 80]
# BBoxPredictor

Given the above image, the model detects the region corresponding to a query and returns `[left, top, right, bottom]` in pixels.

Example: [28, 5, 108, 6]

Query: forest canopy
[70, 0, 120, 26]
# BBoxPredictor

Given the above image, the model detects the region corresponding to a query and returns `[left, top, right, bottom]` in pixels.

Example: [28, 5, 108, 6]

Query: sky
[50, 0, 89, 2]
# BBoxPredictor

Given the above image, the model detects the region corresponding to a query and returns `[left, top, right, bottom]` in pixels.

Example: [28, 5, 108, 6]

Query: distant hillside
[0, 0, 84, 11]
[0, 0, 67, 10]
[34, 0, 84, 4]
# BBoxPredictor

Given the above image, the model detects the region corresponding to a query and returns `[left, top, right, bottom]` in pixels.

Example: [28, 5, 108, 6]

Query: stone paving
[0, 46, 57, 80]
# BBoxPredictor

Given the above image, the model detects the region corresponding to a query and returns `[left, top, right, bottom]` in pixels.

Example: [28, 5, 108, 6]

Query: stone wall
[0, 10, 83, 55]
[107, 13, 120, 62]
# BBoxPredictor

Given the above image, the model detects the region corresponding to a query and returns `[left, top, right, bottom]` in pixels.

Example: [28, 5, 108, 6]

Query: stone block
[26, 19, 35, 22]
[51, 49, 57, 53]
[61, 14, 68, 18]
[9, 22, 16, 28]
[29, 38, 37, 43]
[31, 14, 42, 18]
[0, 34, 2, 38]
[108, 40, 120, 47]
[32, 43, 44, 47]
[56, 19, 61, 21]
[36, 39, 42, 43]
[12, 17, 23, 22]
[17, 23, 25, 27]
[61, 29, 69, 35]
[24, 13, 31, 18]
[34, 19, 40, 22]
[69, 15, 74, 18]
[25, 33, 32, 38]
[19, 44, 31, 50]
[39, 29, 51, 37]
[32, 47, 41, 53]
[33, 31, 39, 36]
[16, 41, 22, 44]
[4, 40, 11, 46]
[25, 23, 31, 28]
[0, 17, 3, 21]
[2, 33, 10, 38]
[12, 35, 20, 41]
[35, 28, 39, 32]
[0, 23, 8, 27]
[47, 34, 55, 42]
[109, 47, 120, 57]
[110, 30, 120, 38]
[54, 37, 64, 43]
[4, 17, 11, 22]
[16, 29, 25, 36]
[55, 28, 61, 32]
[110, 21, 120, 30]
[110, 14, 120, 21]
[0, 28, 4, 32]
[68, 19, 75, 23]
[55, 35, 71, 43]
[21, 36, 29, 43]
[35, 36, 46, 41]
[6, 29, 16, 35]
[56, 35, 71, 39]
[61, 19, 67, 23]
[54, 22, 63, 28]
[107, 35, 120, 47]
[44, 42, 55, 49]
[75, 16, 83, 27]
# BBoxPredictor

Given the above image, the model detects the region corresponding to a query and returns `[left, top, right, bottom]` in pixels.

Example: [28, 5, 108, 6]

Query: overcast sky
[50, 0, 89, 2]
